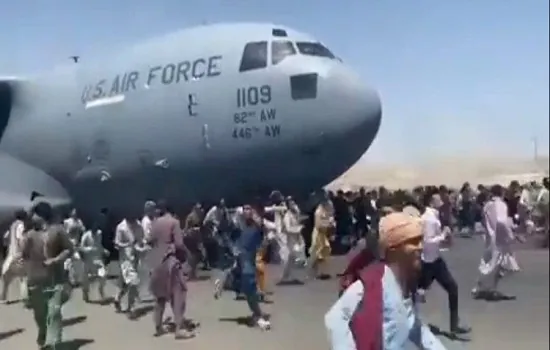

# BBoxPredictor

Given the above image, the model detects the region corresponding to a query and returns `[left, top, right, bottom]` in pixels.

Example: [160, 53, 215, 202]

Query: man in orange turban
[325, 212, 447, 350]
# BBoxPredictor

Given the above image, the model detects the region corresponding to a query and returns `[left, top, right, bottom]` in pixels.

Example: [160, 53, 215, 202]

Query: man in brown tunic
[148, 200, 195, 339]
[22, 202, 73, 350]
[183, 205, 205, 279]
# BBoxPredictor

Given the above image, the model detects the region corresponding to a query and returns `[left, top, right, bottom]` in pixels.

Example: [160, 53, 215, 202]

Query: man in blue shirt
[324, 211, 447, 349]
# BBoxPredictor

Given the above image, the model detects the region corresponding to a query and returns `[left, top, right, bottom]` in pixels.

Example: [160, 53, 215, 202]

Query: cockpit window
[296, 42, 336, 59]
[239, 41, 268, 72]
[271, 41, 296, 65]
[272, 28, 288, 37]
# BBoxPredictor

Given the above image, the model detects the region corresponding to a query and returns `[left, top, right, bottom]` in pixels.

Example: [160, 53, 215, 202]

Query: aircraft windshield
[239, 41, 268, 72]
[295, 42, 336, 59]
[271, 41, 296, 65]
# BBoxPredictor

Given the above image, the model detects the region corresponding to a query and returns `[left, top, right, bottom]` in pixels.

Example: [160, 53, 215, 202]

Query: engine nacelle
[0, 153, 71, 227]
[0, 81, 12, 141]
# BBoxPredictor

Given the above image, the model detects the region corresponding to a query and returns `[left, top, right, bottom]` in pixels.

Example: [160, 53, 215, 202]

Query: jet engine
[0, 81, 11, 141]
[0, 153, 72, 228]
[0, 79, 72, 231]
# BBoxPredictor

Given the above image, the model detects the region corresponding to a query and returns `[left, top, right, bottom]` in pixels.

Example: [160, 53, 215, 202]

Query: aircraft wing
[0, 152, 71, 226]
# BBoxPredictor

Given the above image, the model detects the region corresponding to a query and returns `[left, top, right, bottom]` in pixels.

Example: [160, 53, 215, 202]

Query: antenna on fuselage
[69, 55, 80, 63]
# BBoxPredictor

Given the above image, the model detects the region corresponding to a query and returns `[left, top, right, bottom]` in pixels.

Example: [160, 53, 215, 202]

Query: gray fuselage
[0, 22, 382, 219]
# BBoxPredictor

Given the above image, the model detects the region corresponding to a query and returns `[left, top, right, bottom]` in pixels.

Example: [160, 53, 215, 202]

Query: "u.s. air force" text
[81, 55, 222, 104]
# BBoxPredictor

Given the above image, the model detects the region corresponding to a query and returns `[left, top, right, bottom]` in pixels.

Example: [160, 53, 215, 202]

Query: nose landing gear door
[188, 93, 209, 150]
[187, 92, 210, 150]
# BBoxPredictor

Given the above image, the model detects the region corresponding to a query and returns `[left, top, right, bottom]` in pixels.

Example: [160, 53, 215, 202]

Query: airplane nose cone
[326, 68, 382, 161]
[279, 63, 383, 193]
[349, 85, 382, 141]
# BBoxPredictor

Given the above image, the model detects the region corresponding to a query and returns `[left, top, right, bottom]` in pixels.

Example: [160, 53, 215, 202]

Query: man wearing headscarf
[337, 207, 396, 296]
[325, 212, 447, 349]
[472, 185, 520, 299]
[148, 200, 196, 339]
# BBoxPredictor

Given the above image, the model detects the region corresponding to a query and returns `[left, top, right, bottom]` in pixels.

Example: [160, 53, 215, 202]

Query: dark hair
[30, 215, 45, 230]
[422, 192, 433, 208]
[156, 199, 173, 215]
[490, 184, 504, 198]
[460, 182, 470, 193]
[32, 202, 54, 223]
[14, 209, 27, 221]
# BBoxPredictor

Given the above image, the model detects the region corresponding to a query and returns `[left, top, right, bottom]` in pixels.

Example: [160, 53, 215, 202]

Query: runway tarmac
[0, 237, 548, 350]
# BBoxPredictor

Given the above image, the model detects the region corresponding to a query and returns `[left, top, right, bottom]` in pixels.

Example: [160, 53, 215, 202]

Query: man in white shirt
[204, 199, 232, 268]
[63, 209, 86, 286]
[114, 215, 146, 317]
[417, 192, 470, 335]
[535, 178, 549, 245]
[140, 201, 157, 242]
[80, 228, 108, 303]
[1, 210, 28, 303]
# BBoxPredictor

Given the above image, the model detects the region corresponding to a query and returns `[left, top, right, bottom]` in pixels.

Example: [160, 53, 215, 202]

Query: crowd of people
[0, 176, 548, 349]
[327, 177, 548, 349]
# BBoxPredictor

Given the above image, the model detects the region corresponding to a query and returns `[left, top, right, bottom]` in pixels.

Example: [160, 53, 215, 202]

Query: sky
[1, 0, 548, 165]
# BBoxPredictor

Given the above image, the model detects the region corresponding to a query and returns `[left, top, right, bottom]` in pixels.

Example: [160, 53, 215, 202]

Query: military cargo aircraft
[0, 22, 382, 224]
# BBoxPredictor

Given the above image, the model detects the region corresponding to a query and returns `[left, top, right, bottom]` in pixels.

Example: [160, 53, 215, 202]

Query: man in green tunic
[22, 202, 73, 350]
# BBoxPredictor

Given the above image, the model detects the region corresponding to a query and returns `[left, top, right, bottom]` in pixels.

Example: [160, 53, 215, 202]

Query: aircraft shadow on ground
[0, 328, 24, 342]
